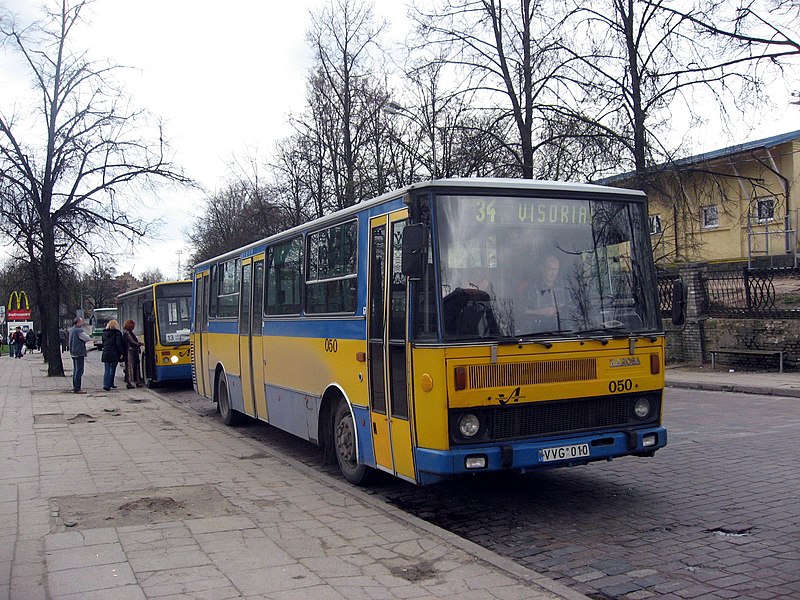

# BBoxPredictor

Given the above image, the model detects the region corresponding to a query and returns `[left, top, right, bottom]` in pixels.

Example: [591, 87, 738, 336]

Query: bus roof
[117, 280, 192, 301]
[191, 178, 647, 270]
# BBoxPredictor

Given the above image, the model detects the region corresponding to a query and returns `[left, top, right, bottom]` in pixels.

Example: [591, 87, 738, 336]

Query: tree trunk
[35, 240, 65, 376]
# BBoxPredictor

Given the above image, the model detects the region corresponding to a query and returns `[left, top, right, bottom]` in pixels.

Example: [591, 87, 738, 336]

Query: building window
[649, 214, 662, 235]
[702, 205, 719, 229]
[756, 197, 775, 223]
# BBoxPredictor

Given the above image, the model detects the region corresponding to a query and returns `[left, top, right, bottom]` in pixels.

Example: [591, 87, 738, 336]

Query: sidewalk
[666, 363, 800, 397]
[1, 352, 583, 600]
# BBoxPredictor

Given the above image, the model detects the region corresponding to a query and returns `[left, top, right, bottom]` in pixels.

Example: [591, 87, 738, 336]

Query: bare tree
[0, 0, 189, 375]
[82, 264, 118, 310]
[308, 0, 386, 206]
[187, 180, 286, 267]
[139, 268, 165, 286]
[560, 0, 799, 186]
[412, 0, 580, 179]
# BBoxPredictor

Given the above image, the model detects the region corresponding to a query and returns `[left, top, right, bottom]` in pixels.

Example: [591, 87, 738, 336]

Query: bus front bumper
[414, 426, 667, 485]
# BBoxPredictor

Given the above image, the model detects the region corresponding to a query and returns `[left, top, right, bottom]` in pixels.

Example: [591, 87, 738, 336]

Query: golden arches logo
[8, 291, 30, 310]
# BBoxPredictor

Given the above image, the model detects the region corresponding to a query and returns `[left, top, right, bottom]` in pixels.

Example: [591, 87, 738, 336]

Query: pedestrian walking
[59, 327, 68, 352]
[101, 319, 124, 391]
[10, 327, 25, 358]
[69, 317, 91, 394]
[122, 320, 144, 389]
[25, 329, 37, 354]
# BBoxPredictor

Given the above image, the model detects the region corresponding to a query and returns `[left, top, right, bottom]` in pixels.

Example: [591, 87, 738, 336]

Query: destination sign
[473, 199, 593, 226]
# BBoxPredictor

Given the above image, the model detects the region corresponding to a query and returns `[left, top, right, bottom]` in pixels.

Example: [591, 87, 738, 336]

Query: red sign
[7, 309, 32, 320]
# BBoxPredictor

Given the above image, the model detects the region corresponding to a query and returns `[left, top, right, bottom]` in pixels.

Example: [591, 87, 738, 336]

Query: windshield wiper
[574, 324, 632, 343]
[505, 329, 574, 349]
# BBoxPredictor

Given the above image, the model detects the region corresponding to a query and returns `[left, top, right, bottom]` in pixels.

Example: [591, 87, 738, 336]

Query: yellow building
[613, 130, 800, 267]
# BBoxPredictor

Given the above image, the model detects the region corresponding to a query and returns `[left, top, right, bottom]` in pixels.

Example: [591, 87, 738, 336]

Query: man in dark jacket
[69, 317, 91, 393]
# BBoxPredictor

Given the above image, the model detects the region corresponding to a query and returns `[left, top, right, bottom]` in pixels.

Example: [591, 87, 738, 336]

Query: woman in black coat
[101, 319, 125, 391]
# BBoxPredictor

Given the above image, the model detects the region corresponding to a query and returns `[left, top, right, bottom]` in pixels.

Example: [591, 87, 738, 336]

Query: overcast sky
[1, 0, 410, 279]
[1, 0, 797, 281]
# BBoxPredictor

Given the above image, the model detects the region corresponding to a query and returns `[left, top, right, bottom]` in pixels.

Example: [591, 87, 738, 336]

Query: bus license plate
[539, 443, 590, 463]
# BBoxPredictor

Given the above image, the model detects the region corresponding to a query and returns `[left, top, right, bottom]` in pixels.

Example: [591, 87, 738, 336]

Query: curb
[666, 380, 800, 398]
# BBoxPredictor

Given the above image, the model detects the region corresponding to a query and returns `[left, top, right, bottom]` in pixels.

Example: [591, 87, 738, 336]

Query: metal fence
[702, 267, 800, 319]
[656, 272, 680, 317]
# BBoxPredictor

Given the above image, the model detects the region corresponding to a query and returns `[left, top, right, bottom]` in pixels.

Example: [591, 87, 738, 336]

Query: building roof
[672, 129, 800, 167]
[598, 129, 800, 185]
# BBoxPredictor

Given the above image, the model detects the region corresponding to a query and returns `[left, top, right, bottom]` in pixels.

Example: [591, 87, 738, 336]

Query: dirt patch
[51, 484, 239, 531]
[34, 411, 123, 425]
[389, 560, 439, 582]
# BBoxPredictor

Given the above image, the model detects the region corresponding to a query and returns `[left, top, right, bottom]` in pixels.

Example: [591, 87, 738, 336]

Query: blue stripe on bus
[153, 364, 192, 382]
[207, 318, 366, 340]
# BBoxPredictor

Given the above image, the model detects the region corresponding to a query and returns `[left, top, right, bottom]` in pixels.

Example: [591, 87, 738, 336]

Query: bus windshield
[435, 194, 660, 341]
[92, 308, 117, 332]
[155, 283, 192, 345]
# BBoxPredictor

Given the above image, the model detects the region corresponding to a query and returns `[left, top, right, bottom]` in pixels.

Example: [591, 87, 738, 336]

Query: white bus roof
[192, 178, 646, 270]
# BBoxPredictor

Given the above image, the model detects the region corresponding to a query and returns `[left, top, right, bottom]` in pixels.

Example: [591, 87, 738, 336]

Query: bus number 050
[608, 378, 633, 393]
[324, 338, 338, 353]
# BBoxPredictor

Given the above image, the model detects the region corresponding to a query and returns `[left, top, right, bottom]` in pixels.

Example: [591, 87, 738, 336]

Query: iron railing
[701, 267, 800, 318]
[656, 271, 680, 317]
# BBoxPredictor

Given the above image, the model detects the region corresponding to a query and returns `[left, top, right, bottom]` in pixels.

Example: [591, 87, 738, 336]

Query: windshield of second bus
[435, 194, 660, 341]
[155, 292, 191, 345]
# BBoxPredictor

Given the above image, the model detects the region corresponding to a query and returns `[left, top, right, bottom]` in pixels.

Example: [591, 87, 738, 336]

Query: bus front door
[368, 213, 415, 482]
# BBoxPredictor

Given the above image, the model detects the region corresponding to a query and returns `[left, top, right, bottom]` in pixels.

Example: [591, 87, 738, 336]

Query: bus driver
[526, 254, 568, 331]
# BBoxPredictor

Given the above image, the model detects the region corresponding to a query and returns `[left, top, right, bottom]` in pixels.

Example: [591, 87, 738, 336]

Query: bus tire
[217, 373, 243, 426]
[333, 399, 371, 485]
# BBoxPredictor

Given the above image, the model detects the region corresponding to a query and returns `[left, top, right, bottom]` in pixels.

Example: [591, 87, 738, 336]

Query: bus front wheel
[217, 373, 243, 426]
[333, 399, 371, 485]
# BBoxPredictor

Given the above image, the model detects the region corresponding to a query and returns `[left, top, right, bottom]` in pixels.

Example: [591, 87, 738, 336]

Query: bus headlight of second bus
[457, 413, 481, 438]
[633, 397, 651, 419]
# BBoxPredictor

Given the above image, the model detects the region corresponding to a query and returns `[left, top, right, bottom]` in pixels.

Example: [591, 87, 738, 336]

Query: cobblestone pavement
[163, 382, 800, 600]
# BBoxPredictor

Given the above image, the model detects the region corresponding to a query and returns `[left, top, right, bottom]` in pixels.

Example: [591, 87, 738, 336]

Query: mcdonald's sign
[7, 291, 31, 320]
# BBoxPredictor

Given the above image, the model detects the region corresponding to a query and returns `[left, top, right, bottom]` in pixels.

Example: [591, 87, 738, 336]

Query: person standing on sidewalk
[122, 320, 144, 389]
[69, 317, 91, 394]
[10, 326, 25, 358]
[101, 319, 124, 391]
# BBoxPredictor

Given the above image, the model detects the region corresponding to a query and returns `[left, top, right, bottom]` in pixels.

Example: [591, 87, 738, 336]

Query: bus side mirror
[401, 223, 428, 279]
[671, 278, 686, 326]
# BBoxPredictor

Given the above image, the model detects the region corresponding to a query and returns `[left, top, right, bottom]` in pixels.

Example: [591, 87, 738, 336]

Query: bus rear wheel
[217, 373, 243, 426]
[333, 399, 371, 485]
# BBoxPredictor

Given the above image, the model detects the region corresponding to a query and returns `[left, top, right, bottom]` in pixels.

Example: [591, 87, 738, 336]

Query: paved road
[159, 383, 800, 599]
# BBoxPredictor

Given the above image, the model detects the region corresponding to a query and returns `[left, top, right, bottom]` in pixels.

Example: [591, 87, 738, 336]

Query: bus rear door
[238, 258, 256, 416]
[194, 272, 211, 397]
[368, 212, 415, 482]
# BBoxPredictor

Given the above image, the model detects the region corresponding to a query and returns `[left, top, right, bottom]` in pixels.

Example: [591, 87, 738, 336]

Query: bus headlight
[458, 413, 481, 438]
[170, 355, 179, 364]
[633, 397, 651, 419]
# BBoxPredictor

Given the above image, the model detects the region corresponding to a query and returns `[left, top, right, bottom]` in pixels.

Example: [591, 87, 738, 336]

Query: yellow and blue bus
[118, 281, 192, 386]
[191, 179, 668, 485]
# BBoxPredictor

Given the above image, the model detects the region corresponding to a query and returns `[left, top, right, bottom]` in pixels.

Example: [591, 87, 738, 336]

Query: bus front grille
[468, 358, 596, 389]
[490, 395, 659, 440]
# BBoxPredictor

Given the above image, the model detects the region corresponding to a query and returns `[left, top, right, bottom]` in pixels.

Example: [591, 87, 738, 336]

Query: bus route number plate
[539, 443, 590, 463]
